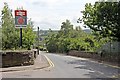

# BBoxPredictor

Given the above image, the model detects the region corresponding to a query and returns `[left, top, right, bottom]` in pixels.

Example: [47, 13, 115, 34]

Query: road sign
[15, 10, 27, 28]
[15, 10, 27, 48]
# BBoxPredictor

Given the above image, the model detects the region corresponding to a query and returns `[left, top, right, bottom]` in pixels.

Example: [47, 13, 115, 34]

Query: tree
[22, 19, 36, 50]
[0, 27, 2, 50]
[2, 3, 19, 50]
[46, 34, 58, 52]
[45, 19, 99, 53]
[58, 19, 73, 38]
[79, 2, 120, 41]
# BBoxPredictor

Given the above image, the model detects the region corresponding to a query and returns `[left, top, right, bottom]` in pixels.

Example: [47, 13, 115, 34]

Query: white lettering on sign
[16, 12, 25, 16]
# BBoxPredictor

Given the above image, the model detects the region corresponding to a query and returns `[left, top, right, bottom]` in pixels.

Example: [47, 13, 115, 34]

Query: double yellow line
[44, 55, 54, 68]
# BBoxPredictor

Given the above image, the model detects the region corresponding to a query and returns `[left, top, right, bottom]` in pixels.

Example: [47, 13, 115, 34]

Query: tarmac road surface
[2, 51, 120, 78]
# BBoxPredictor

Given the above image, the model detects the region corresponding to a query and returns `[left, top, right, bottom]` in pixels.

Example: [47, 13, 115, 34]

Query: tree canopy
[2, 3, 19, 49]
[45, 20, 108, 53]
[78, 2, 120, 41]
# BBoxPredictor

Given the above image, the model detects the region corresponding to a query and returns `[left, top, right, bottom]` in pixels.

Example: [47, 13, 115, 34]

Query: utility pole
[37, 27, 39, 55]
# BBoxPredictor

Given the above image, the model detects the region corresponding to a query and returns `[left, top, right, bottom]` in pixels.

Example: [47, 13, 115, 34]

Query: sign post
[20, 28, 22, 47]
[15, 10, 27, 48]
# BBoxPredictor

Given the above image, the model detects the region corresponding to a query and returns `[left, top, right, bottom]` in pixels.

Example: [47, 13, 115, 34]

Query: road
[2, 52, 120, 78]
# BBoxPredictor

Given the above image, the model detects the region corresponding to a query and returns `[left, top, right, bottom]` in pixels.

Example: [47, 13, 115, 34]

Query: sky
[0, 0, 99, 30]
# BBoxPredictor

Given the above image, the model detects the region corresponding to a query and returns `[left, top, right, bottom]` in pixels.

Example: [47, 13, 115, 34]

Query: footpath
[0, 53, 49, 72]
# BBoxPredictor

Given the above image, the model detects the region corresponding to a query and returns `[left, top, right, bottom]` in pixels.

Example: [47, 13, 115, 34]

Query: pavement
[0, 53, 50, 72]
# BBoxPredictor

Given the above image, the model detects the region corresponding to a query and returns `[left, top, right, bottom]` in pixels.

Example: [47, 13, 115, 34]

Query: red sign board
[15, 10, 27, 28]
[15, 10, 27, 16]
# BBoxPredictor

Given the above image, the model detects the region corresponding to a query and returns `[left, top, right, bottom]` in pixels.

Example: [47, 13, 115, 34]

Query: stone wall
[68, 50, 120, 63]
[0, 50, 38, 68]
[68, 50, 99, 59]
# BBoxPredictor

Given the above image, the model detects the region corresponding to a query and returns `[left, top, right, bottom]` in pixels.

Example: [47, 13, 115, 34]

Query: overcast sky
[0, 0, 99, 30]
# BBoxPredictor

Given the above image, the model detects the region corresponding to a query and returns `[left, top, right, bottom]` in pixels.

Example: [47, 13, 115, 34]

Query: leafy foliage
[2, 3, 19, 50]
[0, 28, 2, 50]
[45, 20, 107, 53]
[22, 19, 36, 50]
[79, 2, 120, 41]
